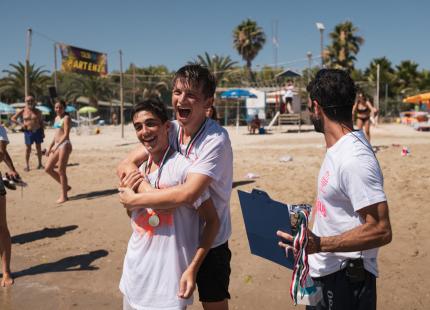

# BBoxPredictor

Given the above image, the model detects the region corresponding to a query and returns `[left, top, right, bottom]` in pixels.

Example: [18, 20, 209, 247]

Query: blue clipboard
[238, 189, 294, 269]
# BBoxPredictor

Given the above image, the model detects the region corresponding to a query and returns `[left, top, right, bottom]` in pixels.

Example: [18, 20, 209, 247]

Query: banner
[59, 44, 108, 76]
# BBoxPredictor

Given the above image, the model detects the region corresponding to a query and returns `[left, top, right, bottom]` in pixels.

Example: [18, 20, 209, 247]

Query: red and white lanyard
[177, 118, 207, 158]
[145, 145, 172, 189]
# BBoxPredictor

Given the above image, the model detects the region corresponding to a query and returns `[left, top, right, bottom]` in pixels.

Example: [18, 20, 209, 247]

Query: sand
[0, 123, 429, 310]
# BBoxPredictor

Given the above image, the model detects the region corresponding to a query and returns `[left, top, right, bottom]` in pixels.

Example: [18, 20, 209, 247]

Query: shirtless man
[11, 96, 44, 171]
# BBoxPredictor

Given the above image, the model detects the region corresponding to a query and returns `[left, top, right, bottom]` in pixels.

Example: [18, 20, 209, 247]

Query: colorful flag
[59, 44, 108, 76]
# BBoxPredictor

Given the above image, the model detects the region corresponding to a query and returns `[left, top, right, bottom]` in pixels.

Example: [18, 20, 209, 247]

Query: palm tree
[65, 75, 114, 106]
[191, 52, 238, 86]
[326, 21, 364, 71]
[395, 60, 420, 95]
[121, 65, 171, 104]
[364, 57, 396, 98]
[233, 19, 266, 81]
[0, 62, 50, 102]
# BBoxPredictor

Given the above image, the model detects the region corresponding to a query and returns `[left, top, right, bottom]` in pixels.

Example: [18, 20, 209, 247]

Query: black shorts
[196, 241, 231, 302]
[0, 175, 6, 196]
[285, 97, 293, 104]
[306, 264, 376, 310]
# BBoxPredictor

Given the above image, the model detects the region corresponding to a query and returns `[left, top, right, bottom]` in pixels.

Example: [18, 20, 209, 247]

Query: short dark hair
[173, 64, 216, 99]
[132, 99, 168, 123]
[307, 69, 356, 123]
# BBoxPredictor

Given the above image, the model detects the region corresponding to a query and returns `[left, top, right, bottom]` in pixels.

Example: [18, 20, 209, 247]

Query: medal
[148, 214, 160, 227]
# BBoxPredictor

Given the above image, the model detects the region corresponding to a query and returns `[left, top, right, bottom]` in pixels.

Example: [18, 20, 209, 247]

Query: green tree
[395, 60, 420, 95]
[326, 21, 364, 71]
[233, 19, 266, 81]
[192, 52, 238, 86]
[364, 57, 396, 98]
[65, 75, 114, 106]
[121, 65, 171, 104]
[0, 62, 50, 102]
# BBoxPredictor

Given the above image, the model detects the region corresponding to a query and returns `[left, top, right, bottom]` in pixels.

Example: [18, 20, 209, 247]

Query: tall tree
[65, 75, 114, 106]
[395, 60, 420, 95]
[0, 62, 50, 102]
[233, 19, 266, 81]
[364, 57, 396, 98]
[326, 21, 364, 71]
[192, 52, 238, 86]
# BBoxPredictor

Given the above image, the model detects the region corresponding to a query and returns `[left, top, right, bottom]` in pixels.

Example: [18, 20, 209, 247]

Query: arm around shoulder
[116, 144, 148, 178]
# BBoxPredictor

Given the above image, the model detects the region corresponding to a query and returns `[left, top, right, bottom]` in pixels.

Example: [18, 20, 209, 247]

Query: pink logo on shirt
[315, 198, 327, 217]
[319, 171, 330, 194]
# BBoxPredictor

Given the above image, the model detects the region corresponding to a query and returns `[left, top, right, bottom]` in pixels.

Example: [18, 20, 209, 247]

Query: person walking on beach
[11, 95, 45, 171]
[117, 64, 233, 310]
[277, 69, 392, 310]
[352, 92, 376, 142]
[0, 124, 17, 287]
[118, 100, 219, 310]
[45, 99, 72, 203]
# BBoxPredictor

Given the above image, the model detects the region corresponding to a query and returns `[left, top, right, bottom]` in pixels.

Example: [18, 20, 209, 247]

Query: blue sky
[0, 0, 428, 76]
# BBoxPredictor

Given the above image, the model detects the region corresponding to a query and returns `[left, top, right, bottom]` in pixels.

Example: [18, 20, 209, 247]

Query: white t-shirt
[283, 85, 294, 99]
[169, 118, 233, 248]
[119, 152, 210, 310]
[0, 125, 9, 144]
[309, 130, 387, 278]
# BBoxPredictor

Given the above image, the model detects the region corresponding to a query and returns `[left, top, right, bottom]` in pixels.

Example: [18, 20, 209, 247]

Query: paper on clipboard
[238, 189, 294, 269]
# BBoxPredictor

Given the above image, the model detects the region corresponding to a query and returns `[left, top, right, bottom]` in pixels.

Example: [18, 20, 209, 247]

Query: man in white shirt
[277, 69, 392, 310]
[117, 65, 233, 310]
[118, 100, 219, 310]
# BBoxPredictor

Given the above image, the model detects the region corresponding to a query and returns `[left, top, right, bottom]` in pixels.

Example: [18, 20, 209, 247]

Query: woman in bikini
[45, 99, 72, 203]
[353, 93, 376, 142]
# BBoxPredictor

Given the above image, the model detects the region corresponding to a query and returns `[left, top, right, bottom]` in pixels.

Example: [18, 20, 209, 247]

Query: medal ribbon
[145, 145, 172, 189]
[289, 209, 310, 305]
[177, 118, 207, 158]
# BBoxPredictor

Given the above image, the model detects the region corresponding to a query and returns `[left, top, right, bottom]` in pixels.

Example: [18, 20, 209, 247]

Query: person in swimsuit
[45, 99, 72, 203]
[11, 95, 45, 171]
[352, 93, 376, 142]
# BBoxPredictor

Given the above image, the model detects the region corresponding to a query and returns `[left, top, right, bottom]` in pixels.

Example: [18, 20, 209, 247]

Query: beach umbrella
[65, 105, 77, 113]
[36, 105, 52, 115]
[78, 106, 98, 114]
[220, 89, 257, 131]
[0, 102, 16, 114]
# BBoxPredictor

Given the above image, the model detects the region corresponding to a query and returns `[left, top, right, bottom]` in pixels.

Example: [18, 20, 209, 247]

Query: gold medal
[148, 214, 160, 227]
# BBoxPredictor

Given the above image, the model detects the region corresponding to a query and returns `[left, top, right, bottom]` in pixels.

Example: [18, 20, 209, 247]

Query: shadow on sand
[232, 180, 256, 188]
[12, 225, 78, 245]
[9, 250, 109, 279]
[68, 188, 118, 201]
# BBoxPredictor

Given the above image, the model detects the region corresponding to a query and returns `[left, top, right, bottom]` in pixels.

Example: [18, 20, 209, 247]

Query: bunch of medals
[288, 204, 312, 235]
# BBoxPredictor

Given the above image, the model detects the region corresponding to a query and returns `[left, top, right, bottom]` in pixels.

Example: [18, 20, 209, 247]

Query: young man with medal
[118, 100, 219, 310]
[277, 69, 392, 310]
[117, 64, 233, 310]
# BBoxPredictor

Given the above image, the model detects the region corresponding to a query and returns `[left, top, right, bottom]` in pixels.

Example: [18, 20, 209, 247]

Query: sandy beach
[0, 123, 429, 310]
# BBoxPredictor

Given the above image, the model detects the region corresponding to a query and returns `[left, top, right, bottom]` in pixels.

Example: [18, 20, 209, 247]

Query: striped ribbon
[177, 118, 207, 158]
[289, 209, 310, 305]
[145, 145, 172, 189]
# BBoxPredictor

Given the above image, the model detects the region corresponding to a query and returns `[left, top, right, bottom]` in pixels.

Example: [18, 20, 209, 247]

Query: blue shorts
[24, 128, 44, 145]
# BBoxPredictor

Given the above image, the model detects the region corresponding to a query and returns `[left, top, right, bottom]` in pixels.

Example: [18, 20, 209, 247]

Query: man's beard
[311, 114, 324, 133]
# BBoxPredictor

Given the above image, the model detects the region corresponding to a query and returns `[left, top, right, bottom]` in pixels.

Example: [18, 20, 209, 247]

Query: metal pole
[307, 51, 312, 84]
[384, 83, 388, 116]
[132, 63, 136, 105]
[119, 50, 124, 138]
[53, 43, 58, 90]
[320, 29, 324, 68]
[376, 64, 380, 110]
[25, 28, 32, 97]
